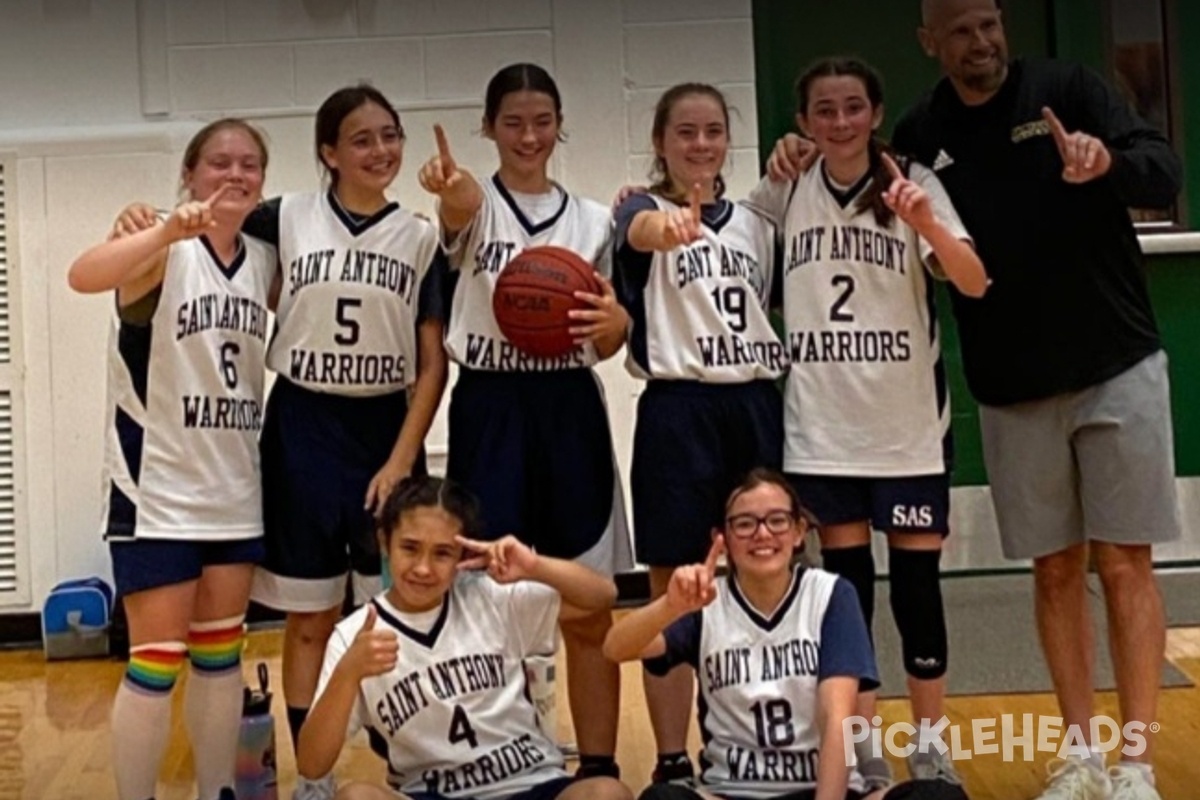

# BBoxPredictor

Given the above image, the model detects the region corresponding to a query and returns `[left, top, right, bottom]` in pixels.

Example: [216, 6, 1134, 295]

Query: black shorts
[786, 473, 950, 535]
[632, 380, 783, 567]
[260, 378, 424, 581]
[110, 537, 264, 597]
[446, 367, 616, 561]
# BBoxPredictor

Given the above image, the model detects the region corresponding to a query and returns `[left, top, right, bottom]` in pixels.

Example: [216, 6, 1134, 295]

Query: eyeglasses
[725, 510, 797, 539]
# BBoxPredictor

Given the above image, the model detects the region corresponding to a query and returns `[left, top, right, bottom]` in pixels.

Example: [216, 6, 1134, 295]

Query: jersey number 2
[829, 275, 856, 323]
[447, 705, 479, 749]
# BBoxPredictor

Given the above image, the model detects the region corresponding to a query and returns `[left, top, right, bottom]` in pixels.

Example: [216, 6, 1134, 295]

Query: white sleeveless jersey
[653, 568, 873, 798]
[623, 196, 786, 382]
[318, 573, 566, 799]
[443, 175, 612, 372]
[268, 191, 438, 396]
[745, 160, 969, 476]
[102, 235, 276, 540]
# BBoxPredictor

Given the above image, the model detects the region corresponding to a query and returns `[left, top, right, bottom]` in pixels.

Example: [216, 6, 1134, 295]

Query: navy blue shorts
[407, 776, 574, 800]
[446, 368, 614, 560]
[632, 380, 783, 567]
[110, 537, 264, 597]
[260, 378, 424, 580]
[786, 473, 950, 535]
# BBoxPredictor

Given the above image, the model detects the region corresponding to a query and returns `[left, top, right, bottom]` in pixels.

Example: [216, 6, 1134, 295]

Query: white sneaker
[908, 749, 963, 784]
[293, 775, 336, 800]
[1034, 759, 1111, 799]
[858, 755, 893, 791]
[1109, 764, 1162, 799]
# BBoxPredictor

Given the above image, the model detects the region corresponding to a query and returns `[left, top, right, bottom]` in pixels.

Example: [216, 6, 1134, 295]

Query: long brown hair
[794, 57, 906, 227]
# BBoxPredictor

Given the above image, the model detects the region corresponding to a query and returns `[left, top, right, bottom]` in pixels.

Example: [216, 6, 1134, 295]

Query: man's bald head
[921, 0, 1000, 30]
[917, 0, 1008, 104]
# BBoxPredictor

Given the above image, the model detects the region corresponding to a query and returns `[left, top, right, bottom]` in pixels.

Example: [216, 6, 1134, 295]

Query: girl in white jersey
[418, 63, 631, 780]
[747, 58, 988, 789]
[604, 468, 893, 800]
[69, 119, 276, 800]
[612, 83, 785, 786]
[299, 475, 631, 800]
[115, 87, 449, 796]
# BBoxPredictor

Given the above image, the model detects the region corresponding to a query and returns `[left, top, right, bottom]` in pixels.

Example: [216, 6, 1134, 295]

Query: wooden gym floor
[2, 625, 1199, 799]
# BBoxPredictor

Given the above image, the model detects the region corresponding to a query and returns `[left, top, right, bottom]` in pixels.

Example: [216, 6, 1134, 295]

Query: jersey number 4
[447, 704, 479, 749]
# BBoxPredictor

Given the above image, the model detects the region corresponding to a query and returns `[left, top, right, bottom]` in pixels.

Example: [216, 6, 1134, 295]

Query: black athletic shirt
[893, 58, 1181, 405]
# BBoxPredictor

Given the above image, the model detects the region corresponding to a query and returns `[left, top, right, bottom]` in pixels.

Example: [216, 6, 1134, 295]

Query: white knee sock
[184, 616, 245, 800]
[112, 641, 187, 800]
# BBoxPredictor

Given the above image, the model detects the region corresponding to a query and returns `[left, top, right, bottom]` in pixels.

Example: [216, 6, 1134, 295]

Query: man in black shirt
[890, 2, 1180, 799]
[766, 1, 1180, 797]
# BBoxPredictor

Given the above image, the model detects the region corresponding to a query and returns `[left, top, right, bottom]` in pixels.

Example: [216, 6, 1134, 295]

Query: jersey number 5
[447, 705, 479, 749]
[335, 297, 362, 346]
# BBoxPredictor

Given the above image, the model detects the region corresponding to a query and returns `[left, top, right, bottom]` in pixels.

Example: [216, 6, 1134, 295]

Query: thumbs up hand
[345, 604, 399, 679]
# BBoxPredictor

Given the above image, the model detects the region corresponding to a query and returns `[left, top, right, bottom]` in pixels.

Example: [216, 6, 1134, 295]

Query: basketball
[492, 245, 602, 358]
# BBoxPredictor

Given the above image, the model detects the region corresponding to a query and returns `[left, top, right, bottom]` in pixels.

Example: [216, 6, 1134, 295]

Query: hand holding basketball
[418, 124, 468, 195]
[665, 536, 724, 614]
[344, 605, 399, 680]
[569, 273, 629, 346]
[457, 534, 539, 583]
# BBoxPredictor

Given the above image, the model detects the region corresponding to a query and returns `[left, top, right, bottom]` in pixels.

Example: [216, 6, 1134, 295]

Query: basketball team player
[70, 119, 276, 800]
[297, 475, 631, 800]
[745, 57, 988, 789]
[114, 85, 448, 800]
[417, 63, 632, 780]
[605, 469, 900, 800]
[611, 83, 786, 786]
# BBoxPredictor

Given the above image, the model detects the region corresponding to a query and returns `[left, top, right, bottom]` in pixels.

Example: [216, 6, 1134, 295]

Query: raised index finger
[703, 535, 725, 576]
[1041, 106, 1070, 152]
[434, 124, 456, 170]
[881, 152, 904, 183]
[202, 182, 233, 209]
[689, 183, 702, 225]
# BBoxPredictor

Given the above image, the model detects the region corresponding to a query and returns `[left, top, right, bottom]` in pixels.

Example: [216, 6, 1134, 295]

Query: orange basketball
[492, 246, 602, 358]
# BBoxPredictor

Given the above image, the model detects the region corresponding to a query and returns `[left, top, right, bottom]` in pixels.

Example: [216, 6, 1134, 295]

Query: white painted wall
[0, 0, 759, 612]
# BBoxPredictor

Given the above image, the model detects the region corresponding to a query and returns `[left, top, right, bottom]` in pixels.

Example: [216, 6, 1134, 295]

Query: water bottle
[236, 662, 278, 800]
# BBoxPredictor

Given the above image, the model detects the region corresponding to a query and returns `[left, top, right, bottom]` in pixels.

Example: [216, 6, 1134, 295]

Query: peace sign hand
[881, 153, 934, 234]
[419, 124, 468, 195]
[343, 605, 400, 680]
[661, 183, 705, 249]
[456, 534, 539, 583]
[665, 536, 725, 614]
[163, 183, 234, 242]
[1042, 106, 1112, 184]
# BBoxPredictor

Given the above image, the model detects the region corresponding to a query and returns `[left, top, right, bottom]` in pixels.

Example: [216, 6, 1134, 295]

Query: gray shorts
[979, 350, 1181, 560]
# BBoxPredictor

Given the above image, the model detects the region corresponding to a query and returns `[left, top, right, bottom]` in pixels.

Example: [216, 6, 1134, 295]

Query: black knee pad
[888, 547, 948, 680]
[821, 544, 876, 632]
